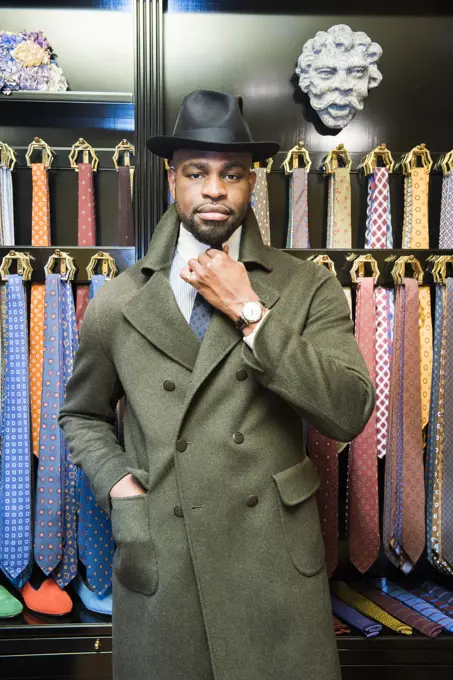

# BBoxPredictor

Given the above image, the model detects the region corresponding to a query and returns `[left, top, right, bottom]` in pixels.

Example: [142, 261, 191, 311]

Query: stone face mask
[296, 24, 383, 130]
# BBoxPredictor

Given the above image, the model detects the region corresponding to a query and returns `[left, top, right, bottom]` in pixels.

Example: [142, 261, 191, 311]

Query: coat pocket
[111, 494, 159, 595]
[272, 457, 325, 577]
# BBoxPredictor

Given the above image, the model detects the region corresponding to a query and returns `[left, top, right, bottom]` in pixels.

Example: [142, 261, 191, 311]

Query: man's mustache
[310, 95, 363, 113]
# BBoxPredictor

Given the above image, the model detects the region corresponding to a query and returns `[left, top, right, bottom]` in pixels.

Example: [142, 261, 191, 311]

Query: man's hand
[110, 473, 145, 499]
[180, 245, 260, 323]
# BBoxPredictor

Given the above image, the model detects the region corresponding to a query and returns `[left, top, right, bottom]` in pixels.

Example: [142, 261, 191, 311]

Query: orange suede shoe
[21, 578, 73, 616]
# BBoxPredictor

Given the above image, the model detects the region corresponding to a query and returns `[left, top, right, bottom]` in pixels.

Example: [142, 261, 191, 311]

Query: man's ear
[248, 166, 257, 202]
[167, 165, 176, 200]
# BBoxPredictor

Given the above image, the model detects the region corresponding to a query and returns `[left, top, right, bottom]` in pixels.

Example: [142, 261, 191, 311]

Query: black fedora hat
[146, 89, 279, 162]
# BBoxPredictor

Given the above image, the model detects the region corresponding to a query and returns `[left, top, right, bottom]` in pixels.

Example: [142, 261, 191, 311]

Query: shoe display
[73, 574, 112, 615]
[21, 578, 73, 616]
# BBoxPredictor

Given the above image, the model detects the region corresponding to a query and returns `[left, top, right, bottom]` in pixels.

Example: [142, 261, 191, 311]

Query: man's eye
[187, 173, 204, 179]
[349, 67, 366, 77]
[317, 69, 336, 79]
[224, 174, 240, 181]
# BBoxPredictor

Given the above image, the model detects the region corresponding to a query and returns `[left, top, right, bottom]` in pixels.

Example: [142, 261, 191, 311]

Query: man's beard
[174, 200, 248, 248]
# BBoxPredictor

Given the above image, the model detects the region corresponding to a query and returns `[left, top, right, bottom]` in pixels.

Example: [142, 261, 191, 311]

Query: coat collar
[123, 204, 278, 374]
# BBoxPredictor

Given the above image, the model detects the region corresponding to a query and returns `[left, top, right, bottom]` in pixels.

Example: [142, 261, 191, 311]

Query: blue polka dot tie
[77, 274, 115, 596]
[0, 274, 32, 588]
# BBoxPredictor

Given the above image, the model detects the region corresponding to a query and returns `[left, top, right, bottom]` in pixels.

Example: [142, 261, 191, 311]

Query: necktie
[0, 274, 32, 588]
[286, 168, 309, 248]
[118, 166, 135, 246]
[76, 162, 96, 334]
[251, 167, 271, 246]
[34, 274, 64, 575]
[439, 170, 453, 248]
[440, 277, 453, 568]
[375, 287, 394, 458]
[52, 279, 79, 588]
[330, 593, 382, 638]
[348, 277, 379, 573]
[333, 616, 351, 635]
[308, 429, 338, 577]
[189, 293, 214, 342]
[0, 166, 15, 245]
[403, 166, 429, 248]
[326, 167, 351, 248]
[330, 581, 412, 635]
[77, 274, 115, 596]
[409, 588, 453, 616]
[384, 279, 425, 572]
[419, 286, 433, 430]
[30, 163, 51, 457]
[420, 581, 453, 605]
[350, 581, 442, 638]
[372, 578, 453, 632]
[364, 167, 393, 248]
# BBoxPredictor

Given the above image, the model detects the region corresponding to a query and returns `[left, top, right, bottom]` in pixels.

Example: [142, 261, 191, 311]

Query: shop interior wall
[0, 5, 134, 247]
[162, 2, 453, 581]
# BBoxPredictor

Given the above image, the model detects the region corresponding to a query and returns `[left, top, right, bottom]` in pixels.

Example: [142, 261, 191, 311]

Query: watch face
[243, 301, 262, 323]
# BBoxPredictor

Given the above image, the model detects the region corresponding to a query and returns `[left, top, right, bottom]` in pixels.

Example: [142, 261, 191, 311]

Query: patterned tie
[251, 167, 271, 246]
[52, 280, 79, 588]
[372, 578, 453, 632]
[326, 167, 351, 248]
[0, 275, 32, 588]
[34, 274, 64, 575]
[189, 293, 214, 342]
[0, 166, 15, 245]
[30, 163, 51, 457]
[403, 167, 429, 249]
[375, 287, 394, 458]
[118, 166, 135, 246]
[402, 174, 413, 248]
[419, 286, 433, 430]
[420, 581, 453, 605]
[308, 429, 338, 577]
[350, 581, 442, 638]
[348, 277, 379, 573]
[286, 168, 309, 248]
[440, 277, 453, 568]
[439, 171, 453, 248]
[409, 588, 453, 616]
[330, 593, 382, 638]
[364, 167, 393, 248]
[76, 163, 96, 334]
[77, 274, 115, 596]
[330, 581, 412, 635]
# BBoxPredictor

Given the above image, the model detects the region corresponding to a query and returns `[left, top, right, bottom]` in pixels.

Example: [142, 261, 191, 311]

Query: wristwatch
[234, 301, 265, 330]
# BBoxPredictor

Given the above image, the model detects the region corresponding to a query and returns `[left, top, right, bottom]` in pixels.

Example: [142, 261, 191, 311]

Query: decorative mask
[296, 24, 383, 129]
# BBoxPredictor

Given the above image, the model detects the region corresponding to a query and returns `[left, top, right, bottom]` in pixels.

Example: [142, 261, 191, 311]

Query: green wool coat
[59, 204, 375, 680]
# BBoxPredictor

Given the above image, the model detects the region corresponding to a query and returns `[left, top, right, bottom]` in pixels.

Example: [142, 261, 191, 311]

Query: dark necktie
[420, 581, 453, 605]
[409, 588, 453, 616]
[441, 277, 453, 568]
[0, 274, 32, 587]
[118, 166, 135, 246]
[189, 293, 213, 341]
[330, 593, 382, 638]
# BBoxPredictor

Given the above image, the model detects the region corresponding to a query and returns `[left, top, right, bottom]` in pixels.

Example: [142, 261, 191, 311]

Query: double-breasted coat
[59, 204, 375, 680]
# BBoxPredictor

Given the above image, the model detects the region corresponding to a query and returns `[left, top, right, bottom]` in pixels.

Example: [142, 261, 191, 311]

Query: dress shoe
[0, 585, 23, 618]
[21, 578, 73, 616]
[74, 574, 112, 615]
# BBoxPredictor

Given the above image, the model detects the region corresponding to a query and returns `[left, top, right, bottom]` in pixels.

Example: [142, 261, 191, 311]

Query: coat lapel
[122, 205, 200, 371]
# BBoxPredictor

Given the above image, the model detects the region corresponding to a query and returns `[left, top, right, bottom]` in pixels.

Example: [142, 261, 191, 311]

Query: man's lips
[197, 206, 231, 221]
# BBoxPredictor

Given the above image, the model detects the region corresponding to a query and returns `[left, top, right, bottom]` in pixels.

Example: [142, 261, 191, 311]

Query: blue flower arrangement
[0, 30, 68, 95]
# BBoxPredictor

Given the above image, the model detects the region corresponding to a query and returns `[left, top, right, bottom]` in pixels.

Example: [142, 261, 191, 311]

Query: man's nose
[201, 175, 227, 200]
[333, 71, 353, 93]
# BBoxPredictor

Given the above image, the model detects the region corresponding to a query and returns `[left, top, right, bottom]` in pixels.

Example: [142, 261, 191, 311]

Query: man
[59, 89, 374, 680]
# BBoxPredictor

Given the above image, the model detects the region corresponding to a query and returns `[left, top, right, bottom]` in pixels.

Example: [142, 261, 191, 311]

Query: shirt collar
[176, 222, 242, 263]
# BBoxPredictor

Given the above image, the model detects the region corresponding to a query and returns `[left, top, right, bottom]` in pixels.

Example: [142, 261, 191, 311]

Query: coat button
[174, 505, 184, 518]
[233, 432, 244, 444]
[163, 380, 175, 391]
[236, 368, 248, 381]
[246, 495, 258, 507]
[176, 439, 187, 452]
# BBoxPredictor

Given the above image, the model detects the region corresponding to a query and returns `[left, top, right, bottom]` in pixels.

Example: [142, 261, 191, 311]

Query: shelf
[1, 91, 133, 104]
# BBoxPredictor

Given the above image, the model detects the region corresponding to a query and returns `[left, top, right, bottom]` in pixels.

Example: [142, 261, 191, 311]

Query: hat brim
[146, 136, 280, 162]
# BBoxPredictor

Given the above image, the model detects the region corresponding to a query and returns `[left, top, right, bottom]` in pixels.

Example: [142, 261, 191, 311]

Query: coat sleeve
[58, 294, 127, 514]
[242, 265, 375, 442]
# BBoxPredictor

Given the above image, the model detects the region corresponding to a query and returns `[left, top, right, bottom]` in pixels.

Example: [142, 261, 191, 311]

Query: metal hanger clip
[349, 253, 380, 284]
[69, 138, 99, 171]
[323, 143, 352, 175]
[86, 251, 118, 280]
[44, 249, 77, 281]
[113, 139, 135, 170]
[0, 250, 34, 281]
[281, 142, 312, 175]
[26, 137, 54, 169]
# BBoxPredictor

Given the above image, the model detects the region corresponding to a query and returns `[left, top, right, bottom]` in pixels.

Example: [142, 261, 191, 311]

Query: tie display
[251, 166, 271, 246]
[383, 277, 425, 573]
[350, 581, 442, 638]
[189, 292, 214, 341]
[286, 168, 309, 248]
[0, 273, 32, 588]
[364, 166, 393, 249]
[375, 287, 394, 458]
[330, 593, 382, 638]
[371, 578, 453, 632]
[402, 144, 431, 249]
[348, 276, 379, 573]
[77, 273, 115, 596]
[330, 581, 413, 634]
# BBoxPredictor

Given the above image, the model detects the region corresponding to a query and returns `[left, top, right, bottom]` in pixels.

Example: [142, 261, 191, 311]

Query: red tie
[348, 277, 380, 572]
[76, 163, 96, 330]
